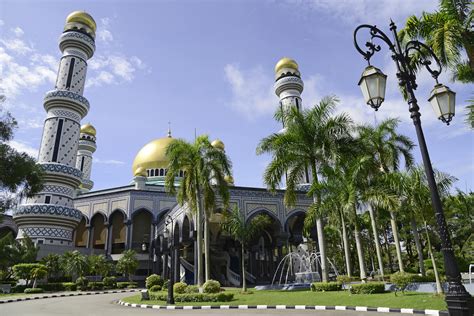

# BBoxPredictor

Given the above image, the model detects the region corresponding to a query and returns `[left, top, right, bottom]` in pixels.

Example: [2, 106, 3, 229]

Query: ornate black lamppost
[353, 21, 473, 315]
[163, 215, 175, 305]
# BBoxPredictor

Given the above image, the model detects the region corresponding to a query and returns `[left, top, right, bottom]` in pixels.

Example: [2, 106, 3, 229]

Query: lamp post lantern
[164, 215, 175, 305]
[354, 20, 472, 315]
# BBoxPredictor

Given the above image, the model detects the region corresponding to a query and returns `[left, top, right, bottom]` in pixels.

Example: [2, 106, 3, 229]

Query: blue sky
[1, 0, 473, 192]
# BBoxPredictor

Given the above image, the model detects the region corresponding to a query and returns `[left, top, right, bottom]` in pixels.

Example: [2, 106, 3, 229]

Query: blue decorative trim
[13, 204, 82, 220]
[39, 163, 83, 178]
[20, 227, 72, 240]
[44, 90, 90, 109]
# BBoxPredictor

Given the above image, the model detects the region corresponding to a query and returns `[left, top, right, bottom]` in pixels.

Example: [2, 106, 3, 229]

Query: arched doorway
[180, 215, 194, 284]
[131, 209, 152, 251]
[247, 210, 282, 283]
[74, 216, 88, 247]
[109, 210, 126, 254]
[286, 211, 306, 247]
[91, 213, 107, 250]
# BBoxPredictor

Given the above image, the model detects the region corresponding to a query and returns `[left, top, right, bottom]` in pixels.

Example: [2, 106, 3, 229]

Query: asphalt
[0, 291, 414, 316]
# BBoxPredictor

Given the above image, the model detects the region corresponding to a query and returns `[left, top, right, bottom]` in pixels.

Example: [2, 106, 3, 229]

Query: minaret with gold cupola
[76, 123, 97, 193]
[274, 57, 311, 185]
[13, 11, 96, 246]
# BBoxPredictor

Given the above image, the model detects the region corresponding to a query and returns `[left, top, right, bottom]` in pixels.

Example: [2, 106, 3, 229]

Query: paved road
[0, 292, 411, 316]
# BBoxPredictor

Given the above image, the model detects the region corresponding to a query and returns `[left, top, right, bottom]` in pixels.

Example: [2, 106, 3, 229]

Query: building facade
[8, 11, 314, 286]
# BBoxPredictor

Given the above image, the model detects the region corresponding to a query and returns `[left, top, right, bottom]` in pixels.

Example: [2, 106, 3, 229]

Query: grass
[122, 289, 448, 310]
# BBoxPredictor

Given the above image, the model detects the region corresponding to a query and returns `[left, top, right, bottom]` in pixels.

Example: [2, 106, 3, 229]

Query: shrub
[24, 288, 44, 294]
[41, 283, 65, 292]
[62, 282, 77, 291]
[75, 277, 89, 290]
[173, 281, 187, 294]
[336, 275, 351, 284]
[102, 276, 117, 288]
[185, 285, 199, 293]
[88, 282, 104, 290]
[145, 274, 164, 289]
[12, 263, 47, 286]
[310, 282, 342, 292]
[149, 292, 234, 302]
[149, 285, 161, 292]
[203, 279, 220, 293]
[117, 281, 138, 289]
[162, 279, 169, 290]
[11, 285, 27, 293]
[350, 282, 385, 294]
[390, 272, 415, 292]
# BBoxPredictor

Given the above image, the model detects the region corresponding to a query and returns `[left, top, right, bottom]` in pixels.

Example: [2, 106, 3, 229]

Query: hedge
[24, 288, 44, 294]
[117, 281, 138, 289]
[11, 285, 28, 293]
[173, 282, 187, 294]
[310, 282, 342, 292]
[103, 277, 117, 288]
[146, 274, 164, 289]
[185, 285, 199, 293]
[203, 280, 220, 293]
[148, 292, 234, 302]
[88, 282, 104, 290]
[349, 282, 385, 294]
[149, 285, 161, 292]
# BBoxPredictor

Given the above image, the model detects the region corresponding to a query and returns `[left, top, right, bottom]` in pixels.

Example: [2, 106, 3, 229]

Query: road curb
[117, 299, 448, 315]
[0, 289, 139, 304]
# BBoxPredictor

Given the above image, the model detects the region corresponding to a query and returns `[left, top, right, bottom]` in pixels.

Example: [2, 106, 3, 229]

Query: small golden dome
[275, 57, 299, 74]
[80, 123, 96, 136]
[224, 175, 234, 185]
[211, 139, 225, 151]
[132, 136, 174, 176]
[134, 166, 147, 177]
[66, 11, 97, 32]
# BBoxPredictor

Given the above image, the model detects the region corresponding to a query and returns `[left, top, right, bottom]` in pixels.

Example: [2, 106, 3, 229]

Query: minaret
[274, 57, 311, 185]
[13, 11, 96, 246]
[76, 123, 97, 193]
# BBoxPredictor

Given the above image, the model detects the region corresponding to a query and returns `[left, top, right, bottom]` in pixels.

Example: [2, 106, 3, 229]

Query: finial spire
[167, 121, 172, 137]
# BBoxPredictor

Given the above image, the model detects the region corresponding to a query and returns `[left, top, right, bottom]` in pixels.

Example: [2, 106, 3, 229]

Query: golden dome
[134, 167, 147, 177]
[132, 136, 174, 176]
[80, 123, 96, 136]
[211, 139, 225, 151]
[66, 11, 97, 32]
[275, 57, 299, 74]
[224, 175, 234, 185]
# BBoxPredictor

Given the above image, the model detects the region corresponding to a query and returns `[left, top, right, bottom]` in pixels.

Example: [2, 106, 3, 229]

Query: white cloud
[8, 140, 38, 158]
[0, 20, 4, 26]
[224, 64, 276, 119]
[87, 55, 145, 87]
[1, 38, 33, 54]
[94, 158, 125, 165]
[286, 0, 438, 25]
[12, 27, 24, 37]
[17, 118, 43, 129]
[96, 18, 113, 43]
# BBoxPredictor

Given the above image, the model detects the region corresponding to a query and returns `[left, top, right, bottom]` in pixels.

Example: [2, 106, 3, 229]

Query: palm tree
[31, 265, 48, 288]
[358, 118, 414, 274]
[60, 250, 88, 281]
[222, 207, 271, 292]
[116, 250, 139, 282]
[165, 135, 232, 285]
[257, 96, 352, 282]
[40, 253, 61, 281]
[400, 0, 473, 83]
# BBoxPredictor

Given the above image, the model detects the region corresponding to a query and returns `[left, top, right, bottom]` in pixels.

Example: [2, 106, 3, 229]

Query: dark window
[80, 156, 85, 171]
[295, 98, 300, 111]
[159, 169, 164, 176]
[65, 58, 75, 89]
[45, 196, 51, 204]
[51, 119, 64, 162]
[150, 169, 155, 177]
[37, 240, 44, 245]
[147, 170, 150, 177]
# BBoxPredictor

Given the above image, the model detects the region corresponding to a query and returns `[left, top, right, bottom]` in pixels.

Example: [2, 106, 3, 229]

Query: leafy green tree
[60, 250, 88, 281]
[257, 96, 352, 282]
[222, 207, 271, 292]
[358, 118, 414, 274]
[165, 135, 232, 285]
[12, 263, 46, 287]
[0, 233, 38, 280]
[0, 110, 43, 216]
[116, 249, 138, 282]
[40, 253, 61, 281]
[88, 254, 112, 278]
[30, 265, 48, 288]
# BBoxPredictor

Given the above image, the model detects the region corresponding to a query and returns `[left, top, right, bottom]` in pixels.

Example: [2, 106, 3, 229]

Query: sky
[1, 0, 473, 192]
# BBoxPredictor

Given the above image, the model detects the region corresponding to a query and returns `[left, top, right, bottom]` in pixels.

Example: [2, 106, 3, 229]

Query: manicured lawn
[123, 289, 448, 310]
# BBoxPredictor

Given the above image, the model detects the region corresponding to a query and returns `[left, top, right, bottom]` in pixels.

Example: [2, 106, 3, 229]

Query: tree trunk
[389, 211, 404, 272]
[204, 213, 211, 281]
[316, 217, 328, 282]
[383, 227, 394, 272]
[368, 206, 384, 277]
[241, 245, 246, 292]
[424, 221, 443, 294]
[410, 217, 425, 276]
[195, 187, 204, 286]
[340, 210, 352, 278]
[353, 215, 367, 282]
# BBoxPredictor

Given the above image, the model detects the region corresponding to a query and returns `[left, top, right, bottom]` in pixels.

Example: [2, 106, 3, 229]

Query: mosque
[3, 11, 316, 285]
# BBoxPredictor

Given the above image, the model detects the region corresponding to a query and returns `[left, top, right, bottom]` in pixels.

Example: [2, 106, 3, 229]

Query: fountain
[255, 243, 339, 291]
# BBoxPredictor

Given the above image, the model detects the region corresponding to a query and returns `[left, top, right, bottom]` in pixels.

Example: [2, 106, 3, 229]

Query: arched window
[150, 169, 155, 177]
[155, 169, 159, 176]
[147, 170, 150, 177]
[159, 169, 164, 176]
